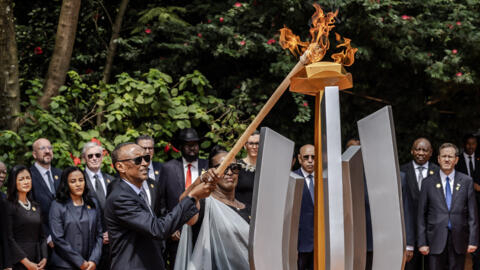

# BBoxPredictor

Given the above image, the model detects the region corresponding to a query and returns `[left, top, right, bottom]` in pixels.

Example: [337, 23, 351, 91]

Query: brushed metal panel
[357, 106, 406, 270]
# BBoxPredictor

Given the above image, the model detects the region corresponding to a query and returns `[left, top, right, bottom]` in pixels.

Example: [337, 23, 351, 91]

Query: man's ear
[115, 162, 125, 174]
[32, 150, 37, 160]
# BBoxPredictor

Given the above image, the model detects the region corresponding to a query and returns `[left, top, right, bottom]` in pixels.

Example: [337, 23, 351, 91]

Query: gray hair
[438, 142, 459, 156]
[82, 142, 104, 157]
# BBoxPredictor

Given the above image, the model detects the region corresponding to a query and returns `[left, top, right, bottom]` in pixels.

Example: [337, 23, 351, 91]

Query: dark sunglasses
[118, 155, 151, 165]
[302, 155, 315, 160]
[213, 163, 241, 174]
[87, 153, 102, 159]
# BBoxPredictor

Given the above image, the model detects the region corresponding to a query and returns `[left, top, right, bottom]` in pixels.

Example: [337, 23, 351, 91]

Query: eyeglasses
[118, 155, 151, 165]
[302, 155, 315, 160]
[142, 147, 154, 151]
[87, 153, 102, 159]
[246, 142, 259, 147]
[38, 146, 53, 151]
[212, 163, 241, 174]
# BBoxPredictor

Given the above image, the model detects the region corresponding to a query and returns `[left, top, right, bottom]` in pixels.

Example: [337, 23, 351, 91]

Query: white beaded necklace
[18, 199, 31, 211]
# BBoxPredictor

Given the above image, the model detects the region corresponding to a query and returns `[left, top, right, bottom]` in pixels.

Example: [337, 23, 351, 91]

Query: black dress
[0, 197, 11, 269]
[235, 160, 256, 207]
[7, 200, 47, 270]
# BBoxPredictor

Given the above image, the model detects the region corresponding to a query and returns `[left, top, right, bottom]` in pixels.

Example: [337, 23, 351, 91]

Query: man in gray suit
[418, 142, 478, 270]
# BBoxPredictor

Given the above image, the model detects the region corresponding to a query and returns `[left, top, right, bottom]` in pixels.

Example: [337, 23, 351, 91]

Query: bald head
[32, 138, 53, 168]
[411, 138, 433, 165]
[0, 161, 6, 188]
[298, 144, 315, 174]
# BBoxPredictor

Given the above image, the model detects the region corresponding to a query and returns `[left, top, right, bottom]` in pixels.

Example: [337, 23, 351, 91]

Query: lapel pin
[87, 205, 91, 209]
[155, 170, 159, 175]
[430, 170, 434, 175]
[107, 179, 111, 183]
[150, 184, 154, 188]
[456, 186, 460, 191]
[32, 206, 36, 211]
[436, 183, 441, 188]
[54, 175, 59, 180]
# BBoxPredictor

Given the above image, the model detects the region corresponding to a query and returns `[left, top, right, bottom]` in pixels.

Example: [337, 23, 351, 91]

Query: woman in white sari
[175, 146, 250, 270]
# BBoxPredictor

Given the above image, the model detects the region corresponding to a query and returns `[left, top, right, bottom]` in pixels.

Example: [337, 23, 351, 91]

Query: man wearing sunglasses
[30, 137, 62, 249]
[105, 142, 216, 270]
[81, 141, 115, 269]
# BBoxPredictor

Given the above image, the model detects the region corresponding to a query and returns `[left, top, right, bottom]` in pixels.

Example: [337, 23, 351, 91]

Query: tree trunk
[39, 0, 81, 109]
[97, 0, 129, 125]
[0, 0, 20, 131]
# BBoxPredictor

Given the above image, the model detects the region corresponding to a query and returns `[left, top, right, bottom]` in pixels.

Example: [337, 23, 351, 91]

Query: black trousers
[428, 231, 465, 270]
[298, 251, 313, 270]
[405, 247, 428, 270]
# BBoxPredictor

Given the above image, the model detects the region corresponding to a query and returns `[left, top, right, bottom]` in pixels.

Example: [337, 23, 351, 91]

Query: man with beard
[159, 128, 208, 268]
[30, 138, 62, 249]
[0, 161, 7, 198]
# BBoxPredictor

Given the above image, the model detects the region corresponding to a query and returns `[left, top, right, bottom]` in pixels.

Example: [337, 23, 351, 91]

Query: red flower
[164, 144, 170, 153]
[239, 40, 246, 46]
[267, 39, 276, 45]
[447, 24, 454, 29]
[207, 19, 212, 23]
[73, 157, 81, 166]
[85, 68, 93, 74]
[197, 33, 202, 38]
[34, 46, 43, 55]
[452, 49, 458, 54]
[172, 145, 180, 153]
[234, 2, 242, 7]
[303, 102, 308, 107]
[401, 15, 411, 20]
[456, 72, 463, 77]
[456, 21, 462, 26]
[145, 28, 152, 34]
[91, 138, 101, 146]
[219, 17, 224, 22]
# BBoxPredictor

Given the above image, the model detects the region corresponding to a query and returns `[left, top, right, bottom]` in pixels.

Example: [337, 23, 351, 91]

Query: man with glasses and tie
[105, 142, 215, 269]
[30, 138, 62, 249]
[293, 144, 315, 270]
[456, 134, 480, 269]
[401, 137, 439, 270]
[81, 141, 114, 269]
[418, 143, 478, 270]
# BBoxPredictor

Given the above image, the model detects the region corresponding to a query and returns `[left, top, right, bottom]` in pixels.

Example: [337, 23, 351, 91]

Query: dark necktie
[307, 174, 315, 203]
[445, 176, 452, 229]
[469, 156, 474, 177]
[140, 187, 153, 216]
[94, 174, 106, 204]
[46, 171, 55, 194]
[417, 166, 425, 190]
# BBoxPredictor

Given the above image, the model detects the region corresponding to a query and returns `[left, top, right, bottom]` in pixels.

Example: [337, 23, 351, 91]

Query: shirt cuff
[47, 235, 52, 244]
[406, 245, 414, 251]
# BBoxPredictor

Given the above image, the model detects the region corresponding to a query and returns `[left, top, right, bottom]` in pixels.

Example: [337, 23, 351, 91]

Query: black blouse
[235, 160, 256, 208]
[7, 200, 47, 269]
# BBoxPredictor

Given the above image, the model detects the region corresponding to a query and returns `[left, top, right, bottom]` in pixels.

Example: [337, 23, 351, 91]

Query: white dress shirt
[439, 170, 455, 196]
[85, 167, 107, 196]
[148, 162, 155, 180]
[34, 162, 53, 192]
[463, 152, 476, 176]
[300, 167, 315, 190]
[141, 180, 152, 206]
[182, 158, 199, 185]
[413, 161, 429, 179]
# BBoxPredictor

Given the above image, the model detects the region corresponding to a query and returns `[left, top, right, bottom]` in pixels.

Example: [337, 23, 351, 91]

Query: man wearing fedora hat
[159, 128, 209, 268]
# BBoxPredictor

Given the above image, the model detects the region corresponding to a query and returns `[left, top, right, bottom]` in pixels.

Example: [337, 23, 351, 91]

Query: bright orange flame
[331, 33, 358, 66]
[279, 3, 357, 66]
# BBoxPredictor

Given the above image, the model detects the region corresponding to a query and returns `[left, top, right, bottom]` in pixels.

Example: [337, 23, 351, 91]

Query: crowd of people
[0, 127, 479, 270]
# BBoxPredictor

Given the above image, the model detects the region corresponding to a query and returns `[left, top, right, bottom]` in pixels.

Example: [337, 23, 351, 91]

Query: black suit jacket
[30, 165, 62, 237]
[159, 158, 208, 212]
[293, 169, 314, 253]
[49, 200, 103, 268]
[400, 161, 439, 242]
[417, 171, 478, 254]
[104, 178, 198, 269]
[85, 170, 114, 210]
[456, 154, 480, 183]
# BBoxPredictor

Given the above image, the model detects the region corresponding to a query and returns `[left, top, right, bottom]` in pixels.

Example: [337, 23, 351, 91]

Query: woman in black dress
[235, 130, 260, 207]
[6, 165, 47, 270]
[48, 166, 102, 270]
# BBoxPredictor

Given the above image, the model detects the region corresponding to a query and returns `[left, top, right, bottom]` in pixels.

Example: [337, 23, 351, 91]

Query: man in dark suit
[418, 142, 478, 270]
[81, 141, 115, 269]
[0, 161, 7, 199]
[104, 142, 215, 269]
[455, 134, 480, 269]
[293, 144, 315, 270]
[400, 137, 440, 269]
[30, 138, 62, 249]
[159, 128, 208, 267]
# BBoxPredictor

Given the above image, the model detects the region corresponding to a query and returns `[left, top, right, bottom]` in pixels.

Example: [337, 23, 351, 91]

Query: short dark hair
[462, 134, 477, 146]
[438, 143, 459, 156]
[135, 135, 154, 144]
[7, 165, 34, 203]
[111, 142, 137, 165]
[208, 145, 228, 168]
[55, 166, 95, 209]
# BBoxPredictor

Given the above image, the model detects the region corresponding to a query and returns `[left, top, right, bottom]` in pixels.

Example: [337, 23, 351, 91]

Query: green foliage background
[1, 0, 480, 183]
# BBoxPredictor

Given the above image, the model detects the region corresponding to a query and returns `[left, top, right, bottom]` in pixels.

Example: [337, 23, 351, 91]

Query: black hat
[177, 128, 202, 143]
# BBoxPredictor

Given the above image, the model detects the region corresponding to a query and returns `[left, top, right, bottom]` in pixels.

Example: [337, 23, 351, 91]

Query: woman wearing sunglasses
[48, 167, 102, 270]
[6, 165, 47, 270]
[175, 145, 250, 270]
